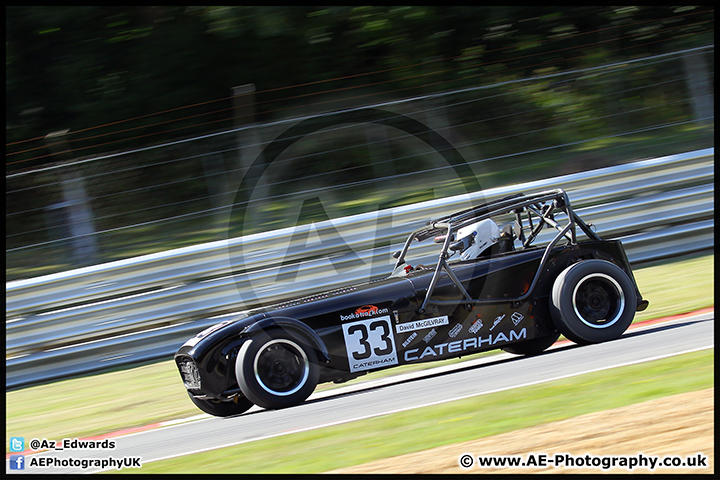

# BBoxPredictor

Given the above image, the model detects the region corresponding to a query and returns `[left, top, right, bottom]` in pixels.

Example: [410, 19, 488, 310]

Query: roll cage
[393, 189, 601, 313]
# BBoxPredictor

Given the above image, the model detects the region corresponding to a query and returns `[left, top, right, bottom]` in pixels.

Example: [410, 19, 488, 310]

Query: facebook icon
[9, 455, 25, 470]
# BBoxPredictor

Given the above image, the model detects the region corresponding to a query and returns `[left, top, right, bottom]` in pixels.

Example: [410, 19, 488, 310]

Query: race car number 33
[342, 316, 398, 372]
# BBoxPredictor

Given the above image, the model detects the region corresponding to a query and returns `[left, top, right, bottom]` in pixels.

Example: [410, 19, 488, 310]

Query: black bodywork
[175, 189, 648, 412]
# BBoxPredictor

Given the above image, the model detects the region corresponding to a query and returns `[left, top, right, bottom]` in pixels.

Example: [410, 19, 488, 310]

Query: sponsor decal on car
[405, 328, 527, 361]
[395, 315, 449, 333]
[469, 318, 484, 334]
[340, 305, 390, 321]
[342, 315, 398, 373]
[423, 328, 438, 343]
[351, 356, 398, 371]
[511, 311, 524, 325]
[449, 323, 463, 338]
[489, 313, 505, 331]
[402, 331, 418, 348]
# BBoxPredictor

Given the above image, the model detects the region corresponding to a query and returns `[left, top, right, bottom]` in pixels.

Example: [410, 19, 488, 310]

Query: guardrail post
[44, 130, 98, 267]
[681, 49, 714, 129]
[232, 83, 267, 227]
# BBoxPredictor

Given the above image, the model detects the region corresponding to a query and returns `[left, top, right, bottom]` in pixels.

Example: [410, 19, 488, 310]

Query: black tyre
[502, 332, 560, 356]
[236, 329, 319, 410]
[550, 259, 637, 345]
[187, 391, 253, 417]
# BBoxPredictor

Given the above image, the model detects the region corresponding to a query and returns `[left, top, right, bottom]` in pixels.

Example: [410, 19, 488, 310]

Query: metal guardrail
[5, 148, 714, 388]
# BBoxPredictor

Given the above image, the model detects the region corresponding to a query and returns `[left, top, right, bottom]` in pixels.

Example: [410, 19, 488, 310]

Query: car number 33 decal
[342, 316, 398, 373]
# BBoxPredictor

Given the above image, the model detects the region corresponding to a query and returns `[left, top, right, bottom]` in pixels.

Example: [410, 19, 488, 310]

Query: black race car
[175, 189, 648, 416]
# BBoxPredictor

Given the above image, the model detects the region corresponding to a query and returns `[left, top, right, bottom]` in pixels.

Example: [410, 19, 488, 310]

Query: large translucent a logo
[227, 107, 484, 309]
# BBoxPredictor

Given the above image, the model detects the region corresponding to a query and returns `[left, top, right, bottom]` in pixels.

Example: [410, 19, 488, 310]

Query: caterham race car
[175, 189, 648, 416]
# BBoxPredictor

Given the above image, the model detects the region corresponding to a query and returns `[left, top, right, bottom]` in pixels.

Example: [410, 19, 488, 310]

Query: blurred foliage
[6, 6, 714, 170]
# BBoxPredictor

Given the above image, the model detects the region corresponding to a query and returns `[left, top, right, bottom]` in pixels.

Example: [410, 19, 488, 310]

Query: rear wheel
[187, 391, 253, 417]
[550, 260, 636, 344]
[236, 329, 319, 410]
[502, 332, 560, 356]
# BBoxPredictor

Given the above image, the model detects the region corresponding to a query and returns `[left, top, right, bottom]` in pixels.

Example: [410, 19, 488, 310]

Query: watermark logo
[226, 106, 485, 309]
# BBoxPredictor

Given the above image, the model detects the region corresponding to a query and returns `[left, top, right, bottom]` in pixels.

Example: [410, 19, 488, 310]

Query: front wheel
[187, 391, 254, 417]
[550, 259, 637, 345]
[236, 329, 319, 410]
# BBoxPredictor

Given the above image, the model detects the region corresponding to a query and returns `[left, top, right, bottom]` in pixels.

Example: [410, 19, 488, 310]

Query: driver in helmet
[451, 218, 500, 260]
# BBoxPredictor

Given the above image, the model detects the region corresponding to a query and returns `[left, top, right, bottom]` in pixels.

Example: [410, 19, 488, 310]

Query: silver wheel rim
[253, 339, 310, 396]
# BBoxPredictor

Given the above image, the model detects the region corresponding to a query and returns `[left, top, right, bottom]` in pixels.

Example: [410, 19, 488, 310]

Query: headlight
[178, 358, 201, 390]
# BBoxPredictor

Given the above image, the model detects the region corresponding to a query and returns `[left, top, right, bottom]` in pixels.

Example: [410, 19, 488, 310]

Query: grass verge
[6, 252, 714, 444]
[125, 349, 713, 473]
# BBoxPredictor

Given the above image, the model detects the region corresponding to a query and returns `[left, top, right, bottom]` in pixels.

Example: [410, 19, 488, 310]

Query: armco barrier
[5, 148, 714, 388]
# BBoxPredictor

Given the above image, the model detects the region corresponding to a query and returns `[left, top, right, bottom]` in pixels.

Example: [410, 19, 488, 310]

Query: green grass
[5, 362, 195, 444]
[5, 252, 714, 445]
[128, 349, 713, 473]
[631, 253, 714, 323]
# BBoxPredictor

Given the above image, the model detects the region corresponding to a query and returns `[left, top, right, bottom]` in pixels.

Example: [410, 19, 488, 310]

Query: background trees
[6, 6, 714, 171]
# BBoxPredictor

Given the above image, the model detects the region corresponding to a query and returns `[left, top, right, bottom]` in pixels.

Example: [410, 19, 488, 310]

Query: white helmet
[454, 219, 500, 260]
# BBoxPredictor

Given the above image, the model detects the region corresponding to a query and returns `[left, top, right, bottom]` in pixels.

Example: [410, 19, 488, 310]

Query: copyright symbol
[30, 439, 40, 450]
[459, 453, 474, 469]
